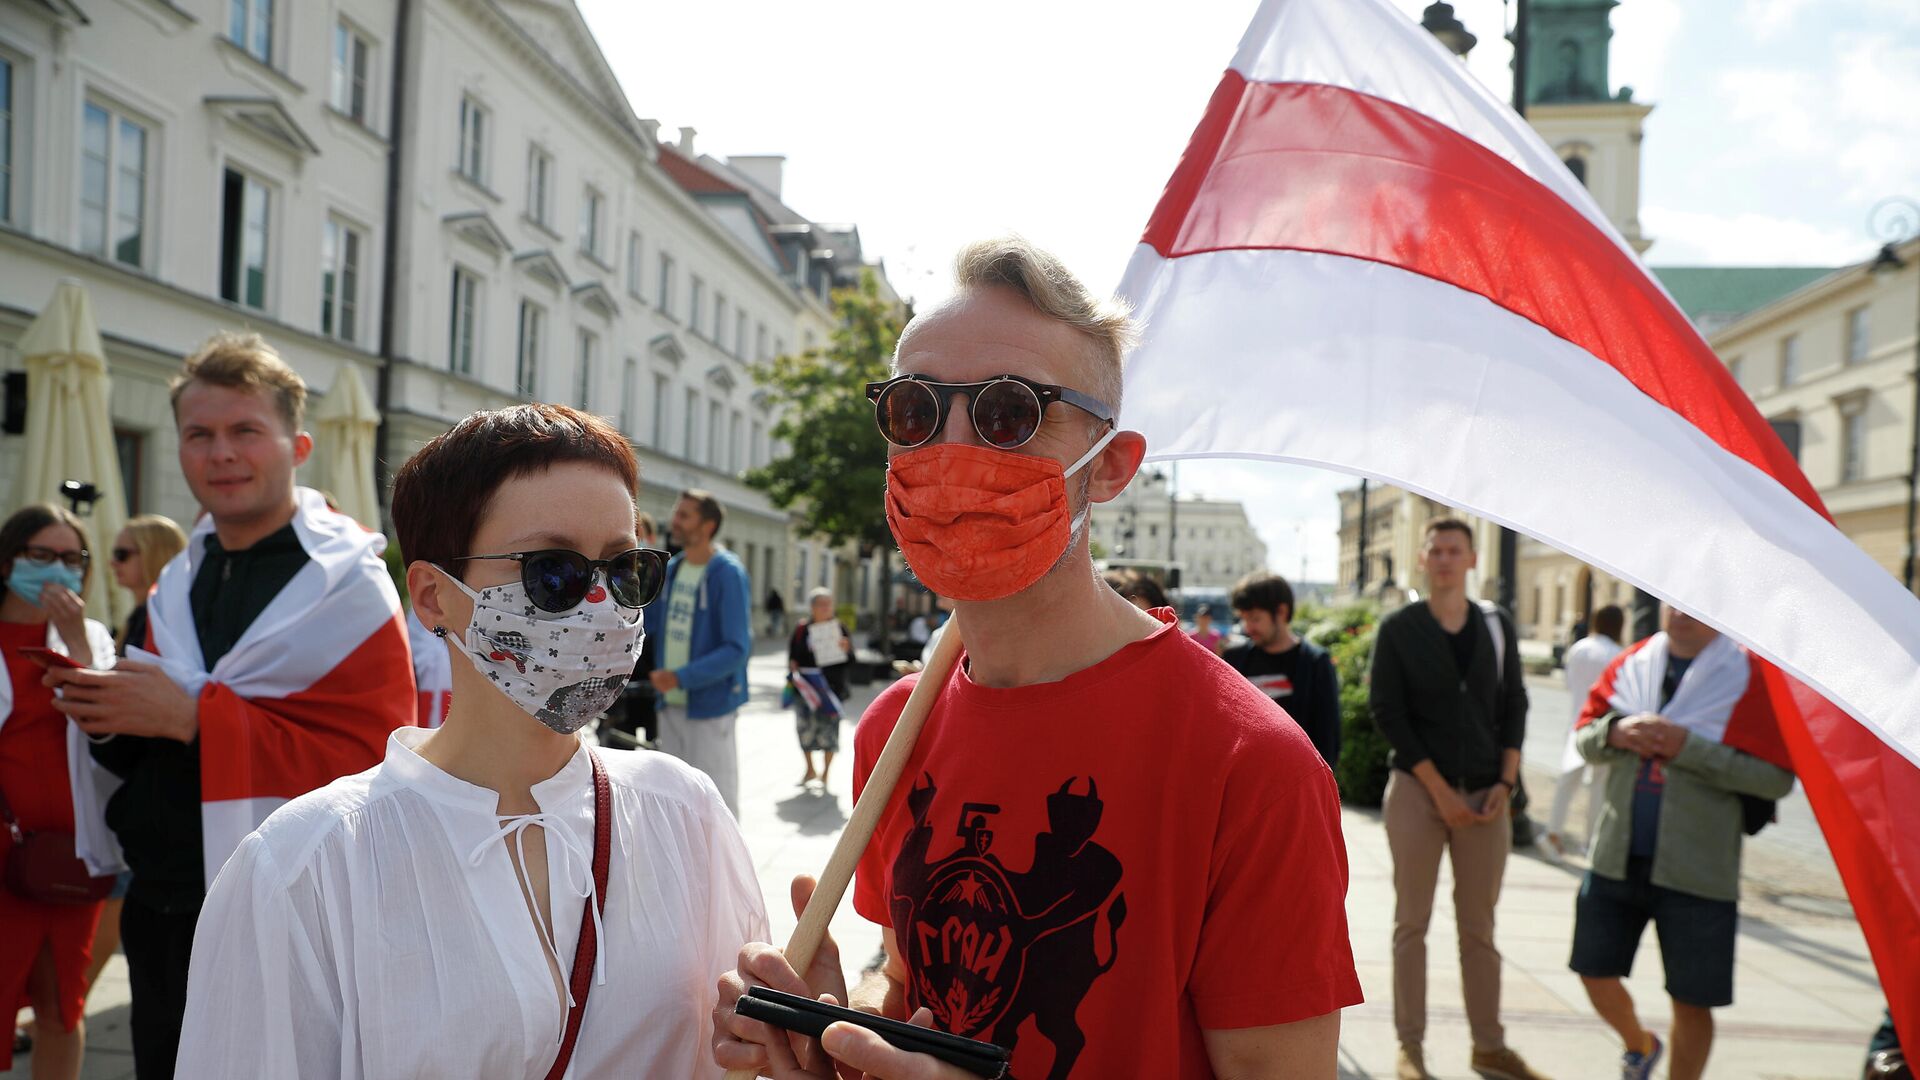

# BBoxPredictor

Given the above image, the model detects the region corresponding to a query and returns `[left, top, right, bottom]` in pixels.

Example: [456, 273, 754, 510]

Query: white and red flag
[72, 487, 417, 886]
[1118, 0, 1920, 1037]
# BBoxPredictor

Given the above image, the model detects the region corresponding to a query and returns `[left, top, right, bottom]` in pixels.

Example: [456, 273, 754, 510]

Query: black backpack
[1740, 793, 1776, 836]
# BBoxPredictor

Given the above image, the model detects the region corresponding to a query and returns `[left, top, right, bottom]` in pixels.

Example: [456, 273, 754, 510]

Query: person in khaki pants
[1368, 519, 1547, 1080]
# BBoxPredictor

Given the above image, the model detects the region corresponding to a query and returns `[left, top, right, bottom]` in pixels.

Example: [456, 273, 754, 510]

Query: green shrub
[1322, 605, 1392, 808]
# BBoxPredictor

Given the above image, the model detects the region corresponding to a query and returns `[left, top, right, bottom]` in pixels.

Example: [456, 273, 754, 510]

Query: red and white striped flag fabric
[73, 488, 417, 886]
[1118, 0, 1920, 1037]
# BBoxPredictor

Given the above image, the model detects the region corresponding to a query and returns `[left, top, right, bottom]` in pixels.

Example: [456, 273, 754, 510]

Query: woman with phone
[0, 503, 116, 1080]
[174, 404, 768, 1078]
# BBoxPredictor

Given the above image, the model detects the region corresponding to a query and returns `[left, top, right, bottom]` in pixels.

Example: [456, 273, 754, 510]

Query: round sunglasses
[865, 374, 1115, 450]
[455, 547, 667, 613]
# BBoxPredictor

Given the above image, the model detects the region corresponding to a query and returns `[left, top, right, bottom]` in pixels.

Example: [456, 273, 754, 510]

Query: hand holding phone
[733, 987, 1010, 1079]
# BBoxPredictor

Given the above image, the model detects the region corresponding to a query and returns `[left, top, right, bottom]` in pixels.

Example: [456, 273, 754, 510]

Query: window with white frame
[714, 294, 728, 348]
[449, 266, 480, 374]
[81, 101, 150, 268]
[1841, 399, 1868, 483]
[707, 399, 722, 466]
[620, 356, 637, 433]
[330, 22, 371, 123]
[683, 388, 698, 458]
[229, 0, 273, 63]
[657, 252, 675, 313]
[515, 300, 544, 398]
[320, 217, 364, 343]
[0, 56, 15, 225]
[218, 166, 270, 308]
[652, 373, 670, 448]
[730, 409, 743, 472]
[750, 420, 764, 468]
[575, 329, 596, 408]
[774, 337, 787, 360]
[626, 231, 643, 297]
[1846, 305, 1870, 365]
[526, 146, 552, 228]
[579, 186, 603, 259]
[457, 95, 488, 185]
[734, 311, 747, 360]
[1779, 333, 1800, 387]
[755, 323, 767, 363]
[690, 276, 705, 334]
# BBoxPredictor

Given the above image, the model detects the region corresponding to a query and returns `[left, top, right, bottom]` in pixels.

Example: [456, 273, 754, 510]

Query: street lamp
[1869, 197, 1920, 592]
[1420, 2, 1478, 58]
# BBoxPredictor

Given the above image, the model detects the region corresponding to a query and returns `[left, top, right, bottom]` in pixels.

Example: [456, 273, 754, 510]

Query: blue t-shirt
[1628, 654, 1692, 857]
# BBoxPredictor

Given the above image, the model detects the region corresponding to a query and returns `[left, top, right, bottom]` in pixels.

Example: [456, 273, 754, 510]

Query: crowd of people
[0, 236, 1896, 1080]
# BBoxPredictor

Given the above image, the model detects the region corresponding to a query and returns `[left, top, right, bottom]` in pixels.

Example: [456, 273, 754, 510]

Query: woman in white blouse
[176, 404, 767, 1078]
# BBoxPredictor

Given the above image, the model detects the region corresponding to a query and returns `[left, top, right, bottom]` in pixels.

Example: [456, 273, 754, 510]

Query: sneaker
[1621, 1034, 1663, 1080]
[1398, 1044, 1434, 1080]
[1472, 1045, 1550, 1080]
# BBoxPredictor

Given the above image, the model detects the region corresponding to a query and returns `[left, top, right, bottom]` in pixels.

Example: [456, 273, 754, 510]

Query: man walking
[650, 489, 752, 816]
[48, 333, 413, 1077]
[1547, 604, 1625, 855]
[1569, 606, 1794, 1080]
[1369, 519, 1542, 1080]
[1224, 571, 1340, 767]
[715, 238, 1360, 1079]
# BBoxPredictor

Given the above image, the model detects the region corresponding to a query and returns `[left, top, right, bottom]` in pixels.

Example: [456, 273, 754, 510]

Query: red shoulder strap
[543, 748, 612, 1080]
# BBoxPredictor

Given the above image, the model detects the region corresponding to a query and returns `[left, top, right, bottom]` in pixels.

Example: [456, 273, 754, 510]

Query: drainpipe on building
[373, 0, 417, 528]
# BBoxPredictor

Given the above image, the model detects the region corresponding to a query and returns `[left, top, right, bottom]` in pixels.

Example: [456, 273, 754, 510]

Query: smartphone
[734, 986, 1011, 1079]
[17, 647, 85, 670]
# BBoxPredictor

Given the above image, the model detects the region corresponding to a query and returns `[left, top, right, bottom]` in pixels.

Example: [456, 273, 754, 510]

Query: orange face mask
[884, 430, 1117, 602]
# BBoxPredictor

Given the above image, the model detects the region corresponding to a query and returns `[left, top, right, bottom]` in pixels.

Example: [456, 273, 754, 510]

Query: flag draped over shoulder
[1576, 634, 1792, 774]
[1117, 0, 1920, 1038]
[72, 487, 417, 885]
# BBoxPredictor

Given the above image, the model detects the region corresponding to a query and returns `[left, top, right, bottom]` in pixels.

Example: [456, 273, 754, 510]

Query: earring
[432, 625, 448, 638]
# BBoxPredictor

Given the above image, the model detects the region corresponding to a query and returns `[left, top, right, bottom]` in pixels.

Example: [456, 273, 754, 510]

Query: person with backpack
[1567, 605, 1795, 1080]
[1368, 518, 1542, 1080]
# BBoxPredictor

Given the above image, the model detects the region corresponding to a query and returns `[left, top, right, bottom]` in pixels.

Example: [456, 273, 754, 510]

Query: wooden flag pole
[722, 621, 964, 1080]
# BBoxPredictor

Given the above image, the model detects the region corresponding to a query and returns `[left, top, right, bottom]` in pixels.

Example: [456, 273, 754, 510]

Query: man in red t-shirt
[714, 238, 1361, 1079]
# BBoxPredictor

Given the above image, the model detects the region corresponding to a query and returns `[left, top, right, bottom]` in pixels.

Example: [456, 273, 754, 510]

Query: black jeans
[120, 896, 200, 1079]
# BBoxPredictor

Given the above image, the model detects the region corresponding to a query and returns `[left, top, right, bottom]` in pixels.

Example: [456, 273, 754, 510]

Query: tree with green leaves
[745, 269, 907, 648]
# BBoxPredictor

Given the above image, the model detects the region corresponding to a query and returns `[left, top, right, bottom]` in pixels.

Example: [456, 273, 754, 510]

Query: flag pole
[721, 620, 964, 1080]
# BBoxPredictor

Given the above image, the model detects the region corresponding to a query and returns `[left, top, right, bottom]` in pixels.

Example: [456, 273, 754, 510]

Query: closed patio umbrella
[312, 364, 381, 530]
[15, 279, 130, 624]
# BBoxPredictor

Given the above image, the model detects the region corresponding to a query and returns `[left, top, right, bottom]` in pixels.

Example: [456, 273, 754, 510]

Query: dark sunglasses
[865, 374, 1115, 450]
[455, 547, 667, 613]
[21, 545, 89, 571]
[111, 547, 136, 564]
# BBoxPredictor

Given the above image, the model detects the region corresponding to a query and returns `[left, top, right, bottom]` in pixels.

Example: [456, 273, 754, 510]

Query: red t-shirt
[853, 610, 1361, 1079]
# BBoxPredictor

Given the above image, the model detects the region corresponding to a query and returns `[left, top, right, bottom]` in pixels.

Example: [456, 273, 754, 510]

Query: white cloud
[1611, 0, 1684, 99]
[1641, 206, 1865, 265]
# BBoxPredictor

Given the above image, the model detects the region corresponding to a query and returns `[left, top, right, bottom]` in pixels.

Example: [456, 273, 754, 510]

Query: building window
[1727, 356, 1744, 388]
[750, 420, 764, 468]
[1563, 154, 1587, 187]
[515, 300, 543, 398]
[730, 409, 743, 472]
[690, 276, 705, 334]
[775, 337, 787, 360]
[715, 294, 728, 348]
[330, 22, 370, 123]
[619, 356, 637, 433]
[219, 167, 270, 308]
[579, 186, 602, 259]
[81, 102, 149, 268]
[1778, 333, 1800, 387]
[657, 252, 675, 313]
[755, 323, 768, 363]
[1846, 306, 1870, 365]
[707, 399, 722, 466]
[1, 56, 15, 224]
[113, 428, 143, 514]
[449, 266, 479, 374]
[626, 231, 643, 297]
[652, 373, 669, 449]
[574, 329, 596, 408]
[457, 95, 488, 185]
[229, 0, 273, 63]
[1770, 417, 1802, 462]
[1841, 403, 1867, 483]
[526, 146, 552, 228]
[734, 311, 747, 360]
[683, 388, 698, 458]
[320, 217, 363, 343]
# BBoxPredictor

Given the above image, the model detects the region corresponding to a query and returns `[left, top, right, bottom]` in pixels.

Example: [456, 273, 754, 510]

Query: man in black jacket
[1224, 571, 1340, 767]
[1368, 519, 1543, 1080]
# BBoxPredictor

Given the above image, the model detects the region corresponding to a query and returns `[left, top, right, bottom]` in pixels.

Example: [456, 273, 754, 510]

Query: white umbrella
[15, 279, 130, 625]
[312, 364, 381, 530]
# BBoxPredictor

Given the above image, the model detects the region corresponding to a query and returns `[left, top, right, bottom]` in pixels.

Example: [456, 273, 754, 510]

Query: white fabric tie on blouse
[467, 809, 608, 1025]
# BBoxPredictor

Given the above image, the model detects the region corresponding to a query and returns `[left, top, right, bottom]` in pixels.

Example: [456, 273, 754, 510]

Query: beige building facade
[1088, 469, 1269, 590]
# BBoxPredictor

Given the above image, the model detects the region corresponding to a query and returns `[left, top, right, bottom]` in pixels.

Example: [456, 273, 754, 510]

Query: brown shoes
[1398, 1044, 1433, 1080]
[1472, 1045, 1551, 1080]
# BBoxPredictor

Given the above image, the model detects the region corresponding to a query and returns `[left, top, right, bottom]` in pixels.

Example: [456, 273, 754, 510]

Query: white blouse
[175, 727, 767, 1079]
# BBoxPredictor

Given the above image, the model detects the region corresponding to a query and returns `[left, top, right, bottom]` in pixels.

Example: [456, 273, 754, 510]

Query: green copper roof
[1650, 266, 1840, 328]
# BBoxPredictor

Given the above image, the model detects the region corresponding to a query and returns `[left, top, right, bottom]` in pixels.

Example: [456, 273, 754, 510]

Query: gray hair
[950, 237, 1136, 415]
[807, 586, 835, 605]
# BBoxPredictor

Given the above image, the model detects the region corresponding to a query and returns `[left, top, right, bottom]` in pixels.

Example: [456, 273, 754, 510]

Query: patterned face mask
[434, 566, 645, 734]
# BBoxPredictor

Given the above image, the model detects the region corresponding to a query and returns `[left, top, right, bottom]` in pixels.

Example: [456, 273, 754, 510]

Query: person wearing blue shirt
[650, 489, 752, 816]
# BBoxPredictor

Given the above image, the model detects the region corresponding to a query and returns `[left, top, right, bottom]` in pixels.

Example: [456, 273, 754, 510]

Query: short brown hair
[1591, 604, 1625, 641]
[951, 237, 1136, 415]
[391, 404, 640, 572]
[0, 503, 95, 594]
[1231, 571, 1295, 619]
[1423, 517, 1475, 549]
[169, 332, 308, 432]
[678, 488, 724, 539]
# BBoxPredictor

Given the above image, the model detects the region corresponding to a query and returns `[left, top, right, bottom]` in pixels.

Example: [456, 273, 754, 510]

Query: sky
[577, 0, 1920, 582]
